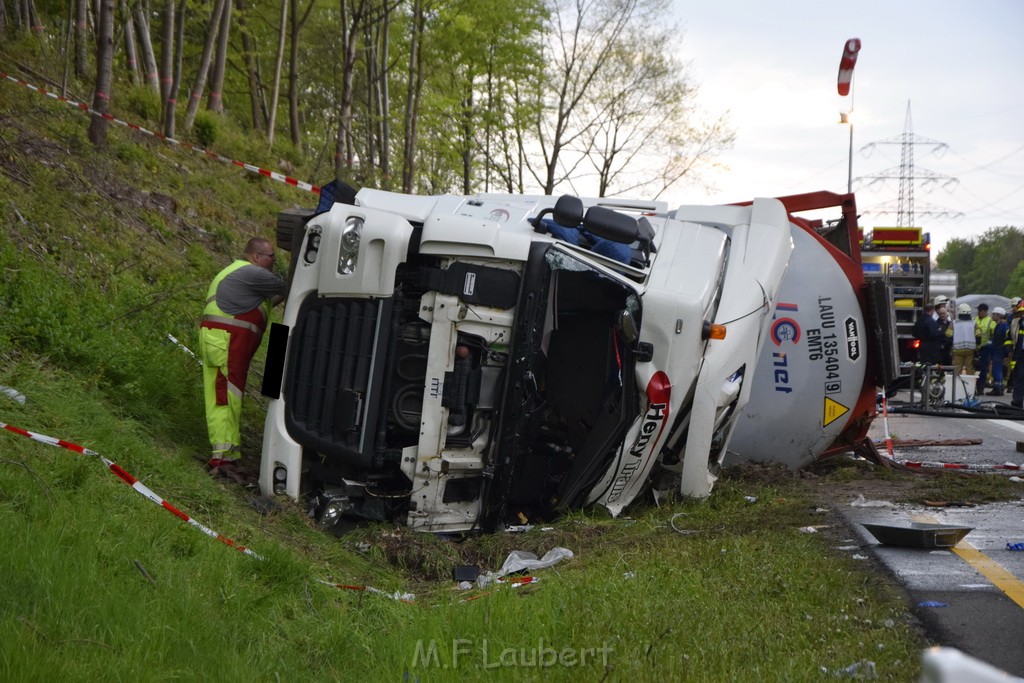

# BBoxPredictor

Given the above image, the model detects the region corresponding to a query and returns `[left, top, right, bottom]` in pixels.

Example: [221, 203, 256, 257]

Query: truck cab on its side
[259, 186, 796, 532]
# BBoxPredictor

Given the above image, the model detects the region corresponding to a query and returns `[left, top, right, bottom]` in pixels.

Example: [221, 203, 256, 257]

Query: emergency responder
[1007, 297, 1023, 391]
[974, 302, 997, 394]
[1012, 304, 1024, 407]
[932, 294, 949, 321]
[914, 303, 942, 364]
[199, 237, 287, 469]
[987, 307, 1010, 396]
[951, 303, 976, 376]
[913, 304, 936, 361]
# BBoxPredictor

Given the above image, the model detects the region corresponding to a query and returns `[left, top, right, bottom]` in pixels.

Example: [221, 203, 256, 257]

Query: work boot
[986, 387, 1004, 396]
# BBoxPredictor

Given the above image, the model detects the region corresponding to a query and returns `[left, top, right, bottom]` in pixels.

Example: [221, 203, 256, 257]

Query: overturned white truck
[259, 186, 897, 532]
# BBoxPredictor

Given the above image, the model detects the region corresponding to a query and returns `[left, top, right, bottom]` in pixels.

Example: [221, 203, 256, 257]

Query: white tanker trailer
[257, 185, 898, 532]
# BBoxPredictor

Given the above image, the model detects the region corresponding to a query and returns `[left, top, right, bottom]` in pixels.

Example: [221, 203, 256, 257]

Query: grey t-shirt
[215, 263, 287, 315]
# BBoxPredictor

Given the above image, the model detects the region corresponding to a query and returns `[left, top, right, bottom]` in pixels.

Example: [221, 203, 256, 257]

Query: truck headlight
[338, 216, 363, 275]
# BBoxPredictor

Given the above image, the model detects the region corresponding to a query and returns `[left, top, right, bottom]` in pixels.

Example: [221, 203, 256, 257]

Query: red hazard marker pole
[881, 394, 894, 458]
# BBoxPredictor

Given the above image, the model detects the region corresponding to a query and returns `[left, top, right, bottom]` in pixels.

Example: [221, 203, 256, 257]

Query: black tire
[276, 207, 315, 252]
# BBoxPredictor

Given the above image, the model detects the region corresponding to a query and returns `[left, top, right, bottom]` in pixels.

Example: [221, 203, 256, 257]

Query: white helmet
[1012, 297, 1022, 307]
[957, 303, 971, 315]
[933, 295, 949, 306]
[993, 306, 1006, 316]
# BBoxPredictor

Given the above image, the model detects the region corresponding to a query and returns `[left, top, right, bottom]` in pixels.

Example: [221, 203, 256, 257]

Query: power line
[855, 101, 962, 225]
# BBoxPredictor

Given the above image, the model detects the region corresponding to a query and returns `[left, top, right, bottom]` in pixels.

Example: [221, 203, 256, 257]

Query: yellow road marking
[913, 514, 1024, 609]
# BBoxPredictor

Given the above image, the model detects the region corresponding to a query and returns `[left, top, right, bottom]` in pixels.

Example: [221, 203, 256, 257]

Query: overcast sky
[667, 0, 1024, 256]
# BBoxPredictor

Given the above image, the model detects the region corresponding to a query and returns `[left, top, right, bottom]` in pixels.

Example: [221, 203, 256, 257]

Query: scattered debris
[1009, 476, 1023, 483]
[623, 572, 636, 580]
[850, 494, 896, 508]
[452, 565, 480, 582]
[477, 548, 573, 588]
[319, 580, 415, 603]
[743, 495, 758, 503]
[247, 495, 284, 516]
[669, 512, 725, 536]
[821, 659, 876, 679]
[891, 439, 982, 447]
[916, 601, 950, 608]
[133, 559, 156, 585]
[923, 500, 977, 508]
[1, 386, 26, 404]
[799, 526, 819, 534]
[1007, 543, 1024, 552]
[862, 523, 972, 549]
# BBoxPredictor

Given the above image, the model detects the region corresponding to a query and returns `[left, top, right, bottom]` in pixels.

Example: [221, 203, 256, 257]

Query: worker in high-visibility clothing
[974, 302, 998, 395]
[200, 237, 286, 469]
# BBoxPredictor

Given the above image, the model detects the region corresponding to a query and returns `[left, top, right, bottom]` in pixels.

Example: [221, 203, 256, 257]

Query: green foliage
[1005, 260, 1024, 298]
[123, 85, 162, 123]
[936, 227, 1024, 295]
[193, 111, 219, 147]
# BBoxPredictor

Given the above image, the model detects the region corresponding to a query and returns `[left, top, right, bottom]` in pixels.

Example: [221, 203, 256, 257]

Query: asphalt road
[837, 388, 1024, 676]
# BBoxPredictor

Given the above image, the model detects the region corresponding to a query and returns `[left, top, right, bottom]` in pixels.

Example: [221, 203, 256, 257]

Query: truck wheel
[276, 207, 315, 252]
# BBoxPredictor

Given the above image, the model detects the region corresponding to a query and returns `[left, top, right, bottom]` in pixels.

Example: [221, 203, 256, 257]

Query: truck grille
[285, 297, 382, 454]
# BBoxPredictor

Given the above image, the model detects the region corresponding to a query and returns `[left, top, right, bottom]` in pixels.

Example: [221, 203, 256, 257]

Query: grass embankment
[0, 53, 936, 679]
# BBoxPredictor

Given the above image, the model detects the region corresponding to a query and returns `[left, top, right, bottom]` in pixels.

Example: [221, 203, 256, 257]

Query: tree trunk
[363, 17, 377, 178]
[157, 0, 173, 115]
[401, 0, 424, 193]
[14, 0, 24, 33]
[133, 3, 159, 91]
[162, 0, 184, 137]
[287, 0, 314, 147]
[181, 0, 226, 130]
[88, 0, 114, 147]
[206, 0, 231, 113]
[236, 0, 265, 133]
[378, 5, 391, 188]
[74, 0, 89, 78]
[460, 86, 472, 194]
[26, 0, 42, 35]
[123, 8, 141, 84]
[266, 0, 287, 144]
[335, 0, 366, 178]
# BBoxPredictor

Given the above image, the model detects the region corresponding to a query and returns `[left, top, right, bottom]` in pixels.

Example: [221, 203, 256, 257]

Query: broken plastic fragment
[916, 601, 949, 608]
[1007, 542, 1024, 551]
[1, 386, 26, 404]
[826, 659, 876, 679]
[849, 493, 895, 508]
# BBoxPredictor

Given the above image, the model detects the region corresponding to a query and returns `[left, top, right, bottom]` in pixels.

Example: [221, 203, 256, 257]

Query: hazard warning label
[823, 397, 849, 427]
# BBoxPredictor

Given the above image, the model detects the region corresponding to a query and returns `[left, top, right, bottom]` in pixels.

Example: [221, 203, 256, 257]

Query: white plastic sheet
[477, 547, 574, 588]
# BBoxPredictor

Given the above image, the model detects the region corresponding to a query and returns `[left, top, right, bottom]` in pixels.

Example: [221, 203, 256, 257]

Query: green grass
[0, 50, 985, 681]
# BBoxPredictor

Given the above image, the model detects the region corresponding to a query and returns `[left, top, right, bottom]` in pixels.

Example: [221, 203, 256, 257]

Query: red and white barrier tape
[1, 71, 321, 195]
[0, 419, 440, 603]
[898, 459, 1021, 472]
[317, 580, 416, 604]
[1, 420, 260, 558]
